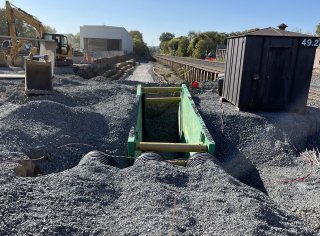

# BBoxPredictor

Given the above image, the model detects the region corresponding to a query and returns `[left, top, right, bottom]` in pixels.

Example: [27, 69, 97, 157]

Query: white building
[80, 25, 133, 54]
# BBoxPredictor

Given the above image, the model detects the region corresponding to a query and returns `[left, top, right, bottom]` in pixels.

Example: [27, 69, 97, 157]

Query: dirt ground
[153, 62, 185, 84]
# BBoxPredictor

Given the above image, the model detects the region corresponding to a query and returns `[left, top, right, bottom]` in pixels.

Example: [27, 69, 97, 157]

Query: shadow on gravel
[196, 102, 320, 195]
[14, 144, 102, 177]
[54, 78, 84, 86]
[303, 107, 320, 150]
[218, 138, 268, 195]
[195, 104, 268, 194]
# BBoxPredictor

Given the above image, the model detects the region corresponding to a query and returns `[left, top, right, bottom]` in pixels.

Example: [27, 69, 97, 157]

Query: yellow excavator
[5, 0, 73, 66]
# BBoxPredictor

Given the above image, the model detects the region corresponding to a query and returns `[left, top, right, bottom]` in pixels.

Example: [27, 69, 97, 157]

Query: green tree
[186, 31, 228, 58]
[187, 31, 199, 41]
[43, 25, 57, 34]
[129, 30, 150, 57]
[132, 38, 148, 57]
[160, 41, 169, 54]
[192, 39, 207, 59]
[187, 40, 195, 57]
[157, 30, 229, 59]
[201, 33, 215, 56]
[176, 37, 189, 57]
[148, 46, 159, 54]
[73, 32, 80, 49]
[159, 32, 175, 54]
[167, 38, 179, 55]
[159, 32, 175, 42]
[199, 31, 228, 56]
[160, 36, 189, 56]
[316, 23, 320, 36]
[130, 30, 143, 41]
[65, 33, 80, 49]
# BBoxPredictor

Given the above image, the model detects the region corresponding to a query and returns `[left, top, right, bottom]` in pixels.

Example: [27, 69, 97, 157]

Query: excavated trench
[14, 146, 98, 177]
[143, 102, 182, 159]
[13, 98, 320, 200]
[13, 91, 203, 177]
[14, 103, 182, 178]
[14, 63, 318, 198]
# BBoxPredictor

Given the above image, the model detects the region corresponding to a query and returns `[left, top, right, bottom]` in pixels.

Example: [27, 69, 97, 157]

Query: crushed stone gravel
[0, 64, 319, 235]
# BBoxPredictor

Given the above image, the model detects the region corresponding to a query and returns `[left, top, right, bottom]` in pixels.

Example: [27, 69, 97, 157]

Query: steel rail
[156, 55, 225, 73]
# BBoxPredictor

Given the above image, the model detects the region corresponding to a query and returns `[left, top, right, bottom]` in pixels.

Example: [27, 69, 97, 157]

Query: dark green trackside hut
[222, 24, 319, 111]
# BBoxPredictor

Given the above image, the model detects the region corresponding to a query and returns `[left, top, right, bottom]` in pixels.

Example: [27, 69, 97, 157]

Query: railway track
[155, 55, 225, 82]
[308, 87, 320, 102]
[156, 55, 320, 105]
[157, 55, 225, 73]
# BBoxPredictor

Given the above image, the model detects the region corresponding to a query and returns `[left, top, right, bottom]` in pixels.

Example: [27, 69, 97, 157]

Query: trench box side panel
[179, 84, 215, 157]
[127, 85, 143, 157]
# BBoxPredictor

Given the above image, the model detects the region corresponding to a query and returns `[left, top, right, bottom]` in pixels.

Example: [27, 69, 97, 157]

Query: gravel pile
[0, 161, 313, 235]
[311, 72, 320, 87]
[193, 78, 320, 233]
[0, 67, 319, 235]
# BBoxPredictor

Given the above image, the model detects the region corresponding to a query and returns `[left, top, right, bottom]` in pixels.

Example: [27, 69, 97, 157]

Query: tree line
[129, 30, 150, 57]
[159, 30, 252, 59]
[2, 4, 319, 59]
[159, 23, 320, 59]
[160, 31, 221, 59]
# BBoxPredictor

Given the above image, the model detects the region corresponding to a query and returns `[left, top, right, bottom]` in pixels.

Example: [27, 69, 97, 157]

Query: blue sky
[5, 0, 320, 46]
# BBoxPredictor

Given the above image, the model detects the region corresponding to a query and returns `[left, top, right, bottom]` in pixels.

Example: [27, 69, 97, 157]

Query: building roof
[228, 27, 318, 38]
[81, 25, 125, 30]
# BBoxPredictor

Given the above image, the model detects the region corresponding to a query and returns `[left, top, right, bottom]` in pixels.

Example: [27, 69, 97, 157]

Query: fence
[216, 49, 227, 62]
[74, 50, 127, 64]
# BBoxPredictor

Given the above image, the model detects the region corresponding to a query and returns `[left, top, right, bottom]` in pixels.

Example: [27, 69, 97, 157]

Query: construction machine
[5, 0, 73, 66]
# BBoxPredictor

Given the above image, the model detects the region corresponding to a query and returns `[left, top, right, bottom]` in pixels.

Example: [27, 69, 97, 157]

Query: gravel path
[0, 64, 319, 235]
[127, 61, 155, 83]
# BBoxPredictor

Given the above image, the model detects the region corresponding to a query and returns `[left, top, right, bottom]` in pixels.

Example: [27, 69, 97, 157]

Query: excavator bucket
[25, 58, 53, 96]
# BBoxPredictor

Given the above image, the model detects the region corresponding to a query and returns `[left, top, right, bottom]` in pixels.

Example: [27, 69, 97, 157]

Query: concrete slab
[40, 40, 56, 76]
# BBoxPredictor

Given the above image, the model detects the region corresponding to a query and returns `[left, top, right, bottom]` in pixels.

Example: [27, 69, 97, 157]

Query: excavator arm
[5, 0, 46, 65]
[5, 0, 73, 66]
[5, 1, 45, 38]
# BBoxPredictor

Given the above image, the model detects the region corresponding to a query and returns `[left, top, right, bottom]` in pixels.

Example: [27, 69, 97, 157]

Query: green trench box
[127, 84, 215, 161]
